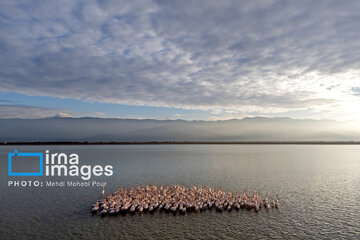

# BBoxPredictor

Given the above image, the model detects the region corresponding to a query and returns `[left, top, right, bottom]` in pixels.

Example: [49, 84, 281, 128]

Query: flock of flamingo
[91, 184, 279, 217]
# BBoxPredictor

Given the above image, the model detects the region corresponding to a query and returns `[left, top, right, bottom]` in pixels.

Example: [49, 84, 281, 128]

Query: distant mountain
[0, 117, 359, 142]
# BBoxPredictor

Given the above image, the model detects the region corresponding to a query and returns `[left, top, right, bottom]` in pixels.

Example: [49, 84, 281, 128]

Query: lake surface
[0, 145, 359, 239]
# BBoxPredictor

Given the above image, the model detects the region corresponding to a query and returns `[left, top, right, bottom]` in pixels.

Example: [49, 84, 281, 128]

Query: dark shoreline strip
[1, 141, 360, 145]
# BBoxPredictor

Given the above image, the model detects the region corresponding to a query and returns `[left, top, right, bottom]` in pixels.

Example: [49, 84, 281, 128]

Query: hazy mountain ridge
[0, 117, 359, 142]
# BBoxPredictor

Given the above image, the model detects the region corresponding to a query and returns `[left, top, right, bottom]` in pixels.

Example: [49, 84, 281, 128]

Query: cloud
[54, 112, 72, 118]
[0, 104, 71, 119]
[352, 87, 360, 97]
[0, 102, 106, 119]
[1, 0, 360, 119]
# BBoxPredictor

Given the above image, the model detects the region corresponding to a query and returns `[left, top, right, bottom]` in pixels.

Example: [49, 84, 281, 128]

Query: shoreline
[1, 141, 360, 145]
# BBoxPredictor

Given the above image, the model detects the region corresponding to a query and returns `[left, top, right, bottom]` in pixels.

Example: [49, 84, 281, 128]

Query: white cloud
[0, 105, 71, 119]
[1, 0, 360, 120]
[0, 104, 106, 119]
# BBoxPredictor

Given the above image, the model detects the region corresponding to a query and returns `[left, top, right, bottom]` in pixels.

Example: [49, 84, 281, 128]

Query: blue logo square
[8, 150, 43, 176]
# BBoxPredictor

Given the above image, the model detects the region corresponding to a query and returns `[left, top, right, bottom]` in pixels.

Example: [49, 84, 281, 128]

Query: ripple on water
[0, 145, 359, 239]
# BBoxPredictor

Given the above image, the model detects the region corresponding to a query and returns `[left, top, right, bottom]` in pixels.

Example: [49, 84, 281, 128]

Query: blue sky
[0, 91, 210, 119]
[1, 0, 360, 120]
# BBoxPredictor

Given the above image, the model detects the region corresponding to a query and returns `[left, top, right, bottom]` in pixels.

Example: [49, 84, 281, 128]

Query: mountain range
[1, 117, 359, 142]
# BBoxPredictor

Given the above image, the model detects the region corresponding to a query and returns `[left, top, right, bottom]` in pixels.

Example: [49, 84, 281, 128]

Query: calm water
[0, 145, 359, 239]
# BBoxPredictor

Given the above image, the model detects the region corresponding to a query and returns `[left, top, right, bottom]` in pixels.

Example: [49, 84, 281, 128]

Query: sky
[1, 0, 360, 120]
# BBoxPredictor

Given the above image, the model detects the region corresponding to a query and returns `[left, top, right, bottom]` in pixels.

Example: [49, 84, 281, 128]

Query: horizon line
[2, 141, 360, 145]
[0, 116, 352, 122]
